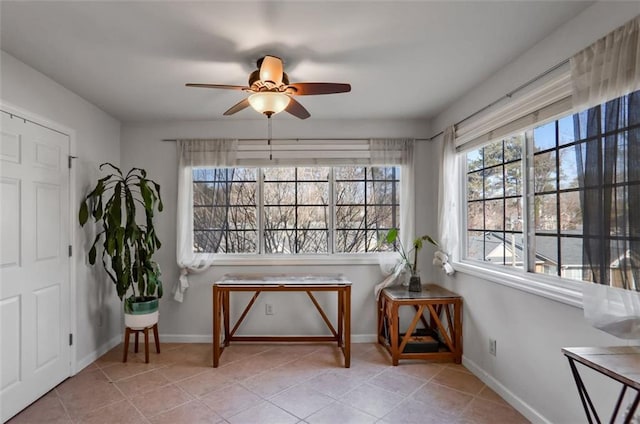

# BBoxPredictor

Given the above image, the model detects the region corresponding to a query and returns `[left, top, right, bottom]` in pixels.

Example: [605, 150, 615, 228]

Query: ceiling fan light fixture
[248, 92, 290, 116]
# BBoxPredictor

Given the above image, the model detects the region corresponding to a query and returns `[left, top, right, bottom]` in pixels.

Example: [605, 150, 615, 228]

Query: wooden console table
[562, 346, 640, 423]
[378, 284, 462, 365]
[212, 274, 351, 368]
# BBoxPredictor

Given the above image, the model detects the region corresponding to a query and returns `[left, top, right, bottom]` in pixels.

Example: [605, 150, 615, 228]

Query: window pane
[534, 151, 557, 192]
[467, 171, 483, 200]
[231, 168, 257, 181]
[559, 191, 582, 233]
[466, 231, 484, 260]
[297, 182, 328, 204]
[467, 201, 483, 230]
[559, 146, 580, 190]
[336, 205, 365, 229]
[534, 235, 558, 276]
[194, 230, 224, 253]
[297, 230, 328, 253]
[366, 206, 397, 229]
[335, 166, 364, 180]
[485, 199, 504, 231]
[484, 166, 504, 198]
[264, 182, 295, 205]
[229, 182, 256, 205]
[483, 143, 503, 168]
[467, 148, 483, 172]
[336, 181, 365, 204]
[535, 194, 556, 233]
[534, 121, 556, 151]
[227, 207, 257, 230]
[226, 231, 257, 253]
[504, 135, 523, 161]
[560, 237, 585, 282]
[264, 230, 295, 254]
[367, 181, 397, 204]
[264, 206, 295, 229]
[297, 167, 330, 181]
[504, 162, 522, 196]
[336, 230, 366, 253]
[558, 115, 576, 146]
[505, 198, 522, 231]
[370, 167, 398, 180]
[193, 182, 219, 206]
[263, 168, 295, 181]
[297, 206, 328, 229]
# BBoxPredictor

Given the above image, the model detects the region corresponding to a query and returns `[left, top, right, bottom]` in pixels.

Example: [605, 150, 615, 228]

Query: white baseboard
[462, 356, 550, 424]
[159, 333, 378, 344]
[74, 334, 122, 374]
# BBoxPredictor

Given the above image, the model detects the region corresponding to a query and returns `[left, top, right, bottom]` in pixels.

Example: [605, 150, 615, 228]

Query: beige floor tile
[340, 383, 405, 418]
[200, 383, 262, 419]
[74, 399, 146, 424]
[369, 368, 425, 396]
[269, 385, 335, 419]
[175, 369, 232, 397]
[461, 397, 529, 423]
[149, 400, 224, 424]
[477, 385, 510, 407]
[226, 401, 299, 424]
[382, 398, 461, 424]
[100, 360, 164, 382]
[55, 370, 125, 418]
[431, 367, 485, 395]
[306, 402, 377, 424]
[115, 369, 171, 398]
[128, 383, 193, 417]
[8, 343, 525, 424]
[411, 381, 473, 414]
[7, 391, 71, 424]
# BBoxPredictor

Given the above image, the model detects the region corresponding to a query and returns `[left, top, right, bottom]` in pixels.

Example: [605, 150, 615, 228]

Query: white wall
[1, 51, 123, 369]
[428, 3, 640, 423]
[120, 118, 430, 340]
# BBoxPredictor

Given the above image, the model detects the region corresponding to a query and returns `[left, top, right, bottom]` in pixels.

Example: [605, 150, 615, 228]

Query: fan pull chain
[268, 116, 273, 161]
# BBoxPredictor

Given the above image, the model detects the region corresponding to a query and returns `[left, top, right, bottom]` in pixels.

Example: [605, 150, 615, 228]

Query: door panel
[0, 112, 71, 422]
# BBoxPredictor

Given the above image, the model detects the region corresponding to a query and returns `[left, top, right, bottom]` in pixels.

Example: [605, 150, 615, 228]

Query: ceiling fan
[186, 55, 351, 119]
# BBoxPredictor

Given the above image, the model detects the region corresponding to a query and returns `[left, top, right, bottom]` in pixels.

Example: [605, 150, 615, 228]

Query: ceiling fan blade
[285, 96, 310, 120]
[223, 98, 251, 116]
[287, 82, 351, 95]
[259, 55, 283, 85]
[186, 83, 249, 90]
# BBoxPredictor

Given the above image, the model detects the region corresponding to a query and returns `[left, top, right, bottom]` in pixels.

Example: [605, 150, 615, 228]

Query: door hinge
[68, 245, 72, 257]
[69, 333, 73, 346]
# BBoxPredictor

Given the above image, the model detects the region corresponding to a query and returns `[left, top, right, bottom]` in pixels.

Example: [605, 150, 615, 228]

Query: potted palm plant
[381, 228, 438, 292]
[79, 163, 163, 328]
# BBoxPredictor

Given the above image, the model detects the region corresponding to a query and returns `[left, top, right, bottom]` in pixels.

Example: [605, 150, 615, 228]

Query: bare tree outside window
[192, 165, 401, 255]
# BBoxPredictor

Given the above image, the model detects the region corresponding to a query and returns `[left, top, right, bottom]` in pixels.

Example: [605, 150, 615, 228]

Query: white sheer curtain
[569, 15, 640, 338]
[370, 138, 415, 261]
[571, 15, 640, 111]
[436, 126, 457, 275]
[370, 138, 416, 298]
[175, 139, 237, 302]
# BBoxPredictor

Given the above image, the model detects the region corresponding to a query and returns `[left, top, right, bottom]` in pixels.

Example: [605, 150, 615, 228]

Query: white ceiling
[0, 1, 593, 123]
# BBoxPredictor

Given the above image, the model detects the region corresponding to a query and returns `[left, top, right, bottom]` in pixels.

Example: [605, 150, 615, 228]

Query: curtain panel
[571, 15, 640, 112]
[174, 138, 416, 302]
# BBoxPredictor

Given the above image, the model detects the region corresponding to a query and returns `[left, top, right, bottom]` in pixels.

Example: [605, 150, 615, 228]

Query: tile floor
[8, 342, 529, 424]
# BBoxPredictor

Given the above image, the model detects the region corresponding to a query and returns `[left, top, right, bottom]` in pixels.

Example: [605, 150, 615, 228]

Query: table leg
[344, 286, 351, 368]
[337, 289, 344, 348]
[213, 286, 220, 368]
[390, 303, 399, 366]
[567, 357, 598, 424]
[223, 290, 230, 346]
[454, 299, 462, 364]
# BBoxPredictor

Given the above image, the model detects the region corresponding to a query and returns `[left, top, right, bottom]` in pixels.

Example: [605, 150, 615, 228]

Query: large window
[464, 90, 640, 290]
[194, 165, 400, 254]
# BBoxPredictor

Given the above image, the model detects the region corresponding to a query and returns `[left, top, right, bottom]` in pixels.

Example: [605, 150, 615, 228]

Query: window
[193, 165, 400, 255]
[464, 90, 640, 290]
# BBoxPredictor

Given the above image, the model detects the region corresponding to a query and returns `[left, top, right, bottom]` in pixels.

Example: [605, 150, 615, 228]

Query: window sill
[196, 253, 386, 267]
[452, 260, 584, 308]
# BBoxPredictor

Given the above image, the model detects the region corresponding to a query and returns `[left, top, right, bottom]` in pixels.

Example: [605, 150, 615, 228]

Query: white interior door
[0, 112, 71, 422]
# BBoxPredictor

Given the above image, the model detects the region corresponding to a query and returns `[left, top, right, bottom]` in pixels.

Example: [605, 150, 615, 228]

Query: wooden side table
[377, 284, 462, 365]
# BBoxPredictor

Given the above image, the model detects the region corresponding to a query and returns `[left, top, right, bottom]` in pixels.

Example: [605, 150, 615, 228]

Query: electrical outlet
[265, 303, 274, 315]
[489, 338, 497, 356]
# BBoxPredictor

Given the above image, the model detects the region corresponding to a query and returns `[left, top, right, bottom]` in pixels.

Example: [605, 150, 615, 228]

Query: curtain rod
[162, 137, 430, 142]
[426, 58, 570, 141]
